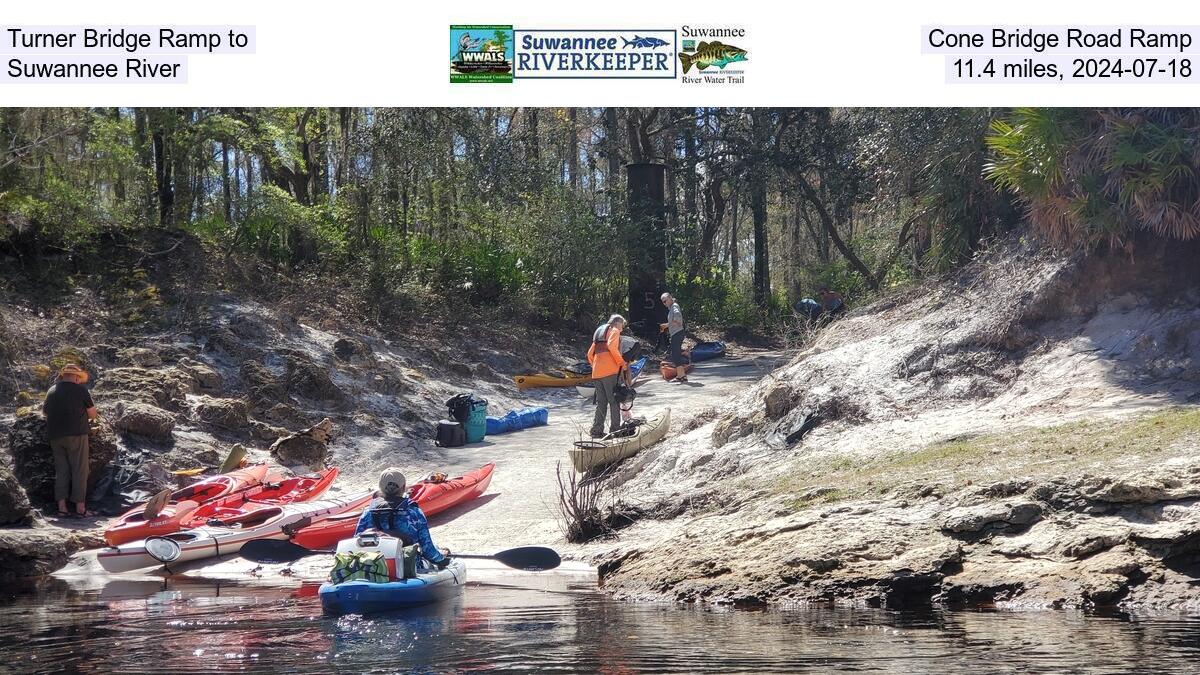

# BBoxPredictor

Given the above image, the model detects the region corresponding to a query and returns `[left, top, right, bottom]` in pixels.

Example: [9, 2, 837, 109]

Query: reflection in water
[0, 574, 1198, 673]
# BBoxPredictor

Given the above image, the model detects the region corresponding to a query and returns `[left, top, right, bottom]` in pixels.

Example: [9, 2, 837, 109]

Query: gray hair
[660, 292, 672, 301]
[608, 314, 626, 325]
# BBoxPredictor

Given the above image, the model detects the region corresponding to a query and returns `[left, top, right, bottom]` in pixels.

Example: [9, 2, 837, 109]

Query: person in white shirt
[659, 292, 687, 382]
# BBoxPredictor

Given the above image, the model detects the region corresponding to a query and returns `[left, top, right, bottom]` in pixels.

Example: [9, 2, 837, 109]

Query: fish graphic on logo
[623, 35, 669, 49]
[678, 41, 747, 73]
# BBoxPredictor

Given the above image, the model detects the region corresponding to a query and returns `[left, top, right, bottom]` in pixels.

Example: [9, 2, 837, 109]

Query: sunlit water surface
[2, 572, 1199, 673]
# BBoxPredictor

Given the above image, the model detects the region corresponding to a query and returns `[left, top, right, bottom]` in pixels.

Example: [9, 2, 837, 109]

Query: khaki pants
[591, 374, 621, 437]
[51, 434, 89, 504]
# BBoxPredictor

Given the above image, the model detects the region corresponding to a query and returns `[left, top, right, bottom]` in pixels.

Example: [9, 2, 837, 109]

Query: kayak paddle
[455, 548, 562, 570]
[239, 539, 562, 570]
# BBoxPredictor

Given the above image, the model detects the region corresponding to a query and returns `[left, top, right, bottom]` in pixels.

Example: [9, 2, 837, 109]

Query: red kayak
[290, 462, 495, 550]
[103, 464, 271, 546]
[180, 467, 340, 529]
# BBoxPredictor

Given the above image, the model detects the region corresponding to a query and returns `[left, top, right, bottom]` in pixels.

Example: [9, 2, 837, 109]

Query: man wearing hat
[353, 468, 451, 569]
[42, 364, 98, 517]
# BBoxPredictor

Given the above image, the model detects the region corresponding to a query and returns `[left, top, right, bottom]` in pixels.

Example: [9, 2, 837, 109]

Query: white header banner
[1, 0, 1196, 105]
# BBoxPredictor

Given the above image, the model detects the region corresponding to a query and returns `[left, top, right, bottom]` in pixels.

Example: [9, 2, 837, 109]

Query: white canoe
[97, 491, 374, 573]
[568, 408, 671, 473]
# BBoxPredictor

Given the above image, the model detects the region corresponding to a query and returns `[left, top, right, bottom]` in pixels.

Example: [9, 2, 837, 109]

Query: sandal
[76, 509, 95, 517]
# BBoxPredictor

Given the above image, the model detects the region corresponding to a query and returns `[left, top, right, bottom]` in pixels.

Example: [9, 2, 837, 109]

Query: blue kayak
[318, 560, 467, 615]
[689, 341, 727, 363]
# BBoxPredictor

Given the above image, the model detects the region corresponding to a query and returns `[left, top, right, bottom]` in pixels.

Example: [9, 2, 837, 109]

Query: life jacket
[367, 500, 416, 544]
[592, 324, 612, 354]
[329, 550, 390, 584]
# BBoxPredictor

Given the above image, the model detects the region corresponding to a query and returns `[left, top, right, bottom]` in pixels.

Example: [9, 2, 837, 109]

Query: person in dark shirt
[818, 287, 846, 317]
[41, 364, 98, 516]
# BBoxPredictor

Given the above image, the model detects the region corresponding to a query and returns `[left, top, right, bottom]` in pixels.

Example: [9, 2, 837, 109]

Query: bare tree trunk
[730, 189, 740, 281]
[170, 112, 191, 225]
[692, 175, 726, 279]
[525, 108, 540, 165]
[604, 107, 621, 217]
[664, 124, 679, 262]
[243, 152, 254, 206]
[233, 147, 242, 221]
[336, 107, 351, 189]
[153, 126, 172, 226]
[108, 108, 126, 202]
[625, 108, 645, 163]
[221, 141, 232, 223]
[0, 109, 21, 192]
[751, 167, 770, 307]
[567, 107, 579, 190]
[791, 196, 804, 296]
[401, 173, 411, 268]
[683, 107, 699, 232]
[791, 169, 880, 290]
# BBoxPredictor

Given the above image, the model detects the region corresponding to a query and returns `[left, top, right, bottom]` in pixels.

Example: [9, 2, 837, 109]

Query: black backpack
[435, 420, 466, 448]
[446, 394, 474, 425]
[613, 382, 636, 404]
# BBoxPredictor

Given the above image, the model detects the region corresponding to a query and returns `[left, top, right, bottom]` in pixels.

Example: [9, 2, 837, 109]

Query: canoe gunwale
[567, 408, 671, 473]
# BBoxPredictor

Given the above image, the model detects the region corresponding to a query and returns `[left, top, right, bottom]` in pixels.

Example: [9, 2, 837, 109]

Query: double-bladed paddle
[239, 539, 562, 570]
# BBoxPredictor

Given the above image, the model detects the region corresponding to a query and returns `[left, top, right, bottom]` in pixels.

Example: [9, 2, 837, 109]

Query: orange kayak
[103, 464, 271, 546]
[290, 462, 495, 550]
[180, 467, 340, 529]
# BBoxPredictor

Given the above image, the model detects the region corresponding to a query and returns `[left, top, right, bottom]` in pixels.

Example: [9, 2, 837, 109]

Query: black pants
[669, 331, 685, 366]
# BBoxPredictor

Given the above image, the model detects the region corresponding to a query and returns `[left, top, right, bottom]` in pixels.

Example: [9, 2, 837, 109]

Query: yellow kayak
[513, 370, 592, 390]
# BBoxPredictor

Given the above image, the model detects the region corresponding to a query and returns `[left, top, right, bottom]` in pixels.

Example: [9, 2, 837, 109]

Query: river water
[2, 570, 1199, 673]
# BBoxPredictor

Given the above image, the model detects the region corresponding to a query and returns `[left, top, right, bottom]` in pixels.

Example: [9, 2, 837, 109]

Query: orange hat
[58, 364, 89, 384]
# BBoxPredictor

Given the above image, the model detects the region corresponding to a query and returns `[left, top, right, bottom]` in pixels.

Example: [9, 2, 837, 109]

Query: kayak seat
[209, 507, 282, 528]
[204, 507, 242, 520]
[180, 484, 225, 502]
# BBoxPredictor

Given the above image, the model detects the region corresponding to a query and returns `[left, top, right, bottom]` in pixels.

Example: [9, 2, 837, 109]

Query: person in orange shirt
[587, 314, 630, 438]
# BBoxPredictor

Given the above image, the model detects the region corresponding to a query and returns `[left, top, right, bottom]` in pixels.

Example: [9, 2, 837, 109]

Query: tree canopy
[1, 107, 1191, 330]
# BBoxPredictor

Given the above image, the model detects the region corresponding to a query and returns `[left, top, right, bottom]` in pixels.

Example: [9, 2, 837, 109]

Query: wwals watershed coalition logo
[450, 25, 514, 83]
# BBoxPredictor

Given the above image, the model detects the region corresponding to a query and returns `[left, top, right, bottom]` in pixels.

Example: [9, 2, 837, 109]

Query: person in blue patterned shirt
[354, 468, 450, 569]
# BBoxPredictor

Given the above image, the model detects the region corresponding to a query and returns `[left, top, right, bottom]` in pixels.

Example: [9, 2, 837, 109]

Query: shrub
[987, 108, 1200, 247]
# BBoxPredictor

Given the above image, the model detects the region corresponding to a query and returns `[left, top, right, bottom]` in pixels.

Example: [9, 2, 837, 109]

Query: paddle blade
[142, 488, 172, 520]
[458, 546, 561, 571]
[219, 444, 247, 474]
[239, 539, 329, 564]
